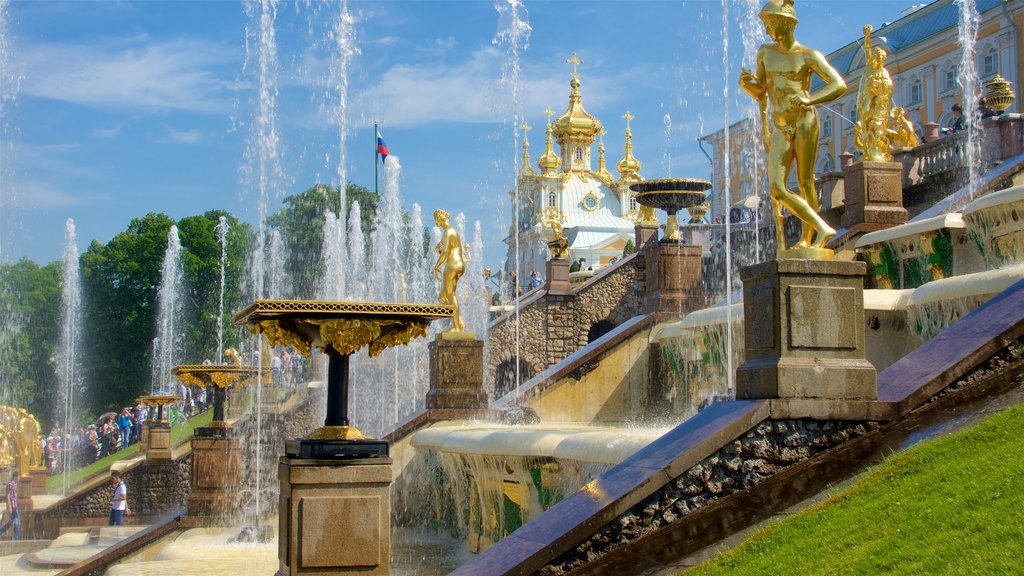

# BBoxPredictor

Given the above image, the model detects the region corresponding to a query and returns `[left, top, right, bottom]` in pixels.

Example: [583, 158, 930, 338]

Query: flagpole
[374, 122, 379, 197]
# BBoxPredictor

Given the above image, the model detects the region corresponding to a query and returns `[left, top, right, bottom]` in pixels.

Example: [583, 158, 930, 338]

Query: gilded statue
[224, 347, 242, 366]
[17, 409, 43, 477]
[541, 207, 570, 260]
[433, 209, 466, 332]
[889, 107, 920, 149]
[852, 25, 894, 162]
[739, 0, 846, 257]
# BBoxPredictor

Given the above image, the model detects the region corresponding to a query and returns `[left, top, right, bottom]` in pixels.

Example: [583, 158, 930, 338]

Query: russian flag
[377, 136, 390, 165]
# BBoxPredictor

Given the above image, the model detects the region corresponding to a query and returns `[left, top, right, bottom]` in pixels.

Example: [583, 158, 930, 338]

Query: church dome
[552, 73, 603, 144]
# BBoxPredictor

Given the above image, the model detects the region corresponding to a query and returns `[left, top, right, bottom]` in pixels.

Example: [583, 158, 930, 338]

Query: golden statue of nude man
[433, 209, 466, 332]
[739, 0, 847, 258]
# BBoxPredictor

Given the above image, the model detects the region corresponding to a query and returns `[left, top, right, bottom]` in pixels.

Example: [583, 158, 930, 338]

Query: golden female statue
[889, 107, 920, 149]
[433, 209, 466, 332]
[16, 409, 42, 476]
[852, 25, 894, 162]
[739, 0, 846, 257]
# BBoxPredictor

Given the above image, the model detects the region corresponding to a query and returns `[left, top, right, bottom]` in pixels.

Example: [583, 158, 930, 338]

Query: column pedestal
[139, 424, 150, 454]
[28, 467, 47, 496]
[545, 257, 571, 295]
[427, 334, 487, 410]
[186, 434, 242, 521]
[17, 476, 34, 538]
[736, 259, 877, 401]
[635, 223, 658, 250]
[644, 240, 704, 320]
[146, 423, 172, 460]
[278, 457, 392, 576]
[841, 161, 908, 229]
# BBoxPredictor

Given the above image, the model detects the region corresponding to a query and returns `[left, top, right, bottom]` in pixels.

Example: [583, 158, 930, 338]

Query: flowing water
[956, 0, 983, 200]
[215, 216, 229, 363]
[57, 218, 82, 495]
[153, 226, 184, 396]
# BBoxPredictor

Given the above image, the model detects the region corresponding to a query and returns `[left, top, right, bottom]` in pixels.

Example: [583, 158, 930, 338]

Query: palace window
[822, 113, 832, 138]
[983, 48, 998, 76]
[849, 104, 858, 126]
[629, 195, 637, 211]
[945, 66, 958, 91]
[909, 79, 922, 104]
[575, 148, 583, 161]
[548, 191, 557, 207]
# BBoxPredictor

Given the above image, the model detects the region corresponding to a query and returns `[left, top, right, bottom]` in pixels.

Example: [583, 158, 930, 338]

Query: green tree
[266, 183, 378, 297]
[0, 259, 61, 427]
[623, 239, 636, 255]
[81, 213, 176, 413]
[176, 211, 253, 363]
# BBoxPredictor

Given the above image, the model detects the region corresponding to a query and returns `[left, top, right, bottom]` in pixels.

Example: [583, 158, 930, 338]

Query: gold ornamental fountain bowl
[171, 363, 260, 432]
[235, 299, 453, 458]
[630, 178, 713, 241]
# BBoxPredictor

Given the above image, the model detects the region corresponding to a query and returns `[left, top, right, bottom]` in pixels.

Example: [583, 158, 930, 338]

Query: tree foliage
[0, 259, 61, 428]
[266, 183, 378, 297]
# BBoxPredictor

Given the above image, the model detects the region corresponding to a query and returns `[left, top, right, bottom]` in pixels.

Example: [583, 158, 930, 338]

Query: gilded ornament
[889, 107, 920, 149]
[984, 74, 1015, 112]
[434, 209, 466, 332]
[739, 0, 846, 258]
[541, 207, 570, 260]
[852, 25, 894, 162]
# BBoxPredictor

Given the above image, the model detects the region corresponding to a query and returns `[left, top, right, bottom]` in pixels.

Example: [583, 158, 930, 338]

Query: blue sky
[1, 0, 916, 268]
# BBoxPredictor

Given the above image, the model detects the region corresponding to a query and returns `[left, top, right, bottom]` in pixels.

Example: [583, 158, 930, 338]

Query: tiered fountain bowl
[630, 178, 713, 241]
[235, 299, 453, 459]
[137, 394, 181, 426]
[171, 364, 260, 436]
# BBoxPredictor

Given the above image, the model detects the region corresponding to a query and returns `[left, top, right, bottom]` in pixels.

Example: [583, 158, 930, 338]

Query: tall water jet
[0, 0, 22, 409]
[493, 0, 531, 398]
[956, 0, 982, 199]
[153, 226, 184, 396]
[216, 216, 229, 364]
[57, 218, 82, 495]
[317, 0, 358, 301]
[346, 200, 366, 299]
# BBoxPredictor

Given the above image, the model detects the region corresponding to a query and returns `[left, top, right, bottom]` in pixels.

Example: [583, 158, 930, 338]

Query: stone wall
[487, 251, 646, 397]
[539, 418, 877, 575]
[41, 457, 191, 523]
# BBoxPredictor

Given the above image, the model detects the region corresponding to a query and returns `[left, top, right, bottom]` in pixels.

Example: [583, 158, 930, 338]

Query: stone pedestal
[228, 387, 248, 420]
[546, 257, 571, 295]
[16, 476, 34, 538]
[146, 423, 172, 460]
[186, 435, 242, 520]
[278, 457, 392, 576]
[644, 240, 704, 319]
[841, 161, 908, 229]
[427, 335, 487, 410]
[635, 223, 658, 250]
[736, 259, 877, 401]
[28, 467, 47, 496]
[139, 424, 150, 454]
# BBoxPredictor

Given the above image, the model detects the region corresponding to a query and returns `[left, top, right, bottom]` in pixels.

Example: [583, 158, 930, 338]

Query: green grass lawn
[45, 410, 214, 494]
[687, 402, 1024, 576]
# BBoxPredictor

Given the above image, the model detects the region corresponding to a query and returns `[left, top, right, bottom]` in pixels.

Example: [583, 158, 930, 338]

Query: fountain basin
[630, 178, 712, 242]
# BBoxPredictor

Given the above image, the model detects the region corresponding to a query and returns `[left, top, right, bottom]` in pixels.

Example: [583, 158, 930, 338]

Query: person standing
[0, 469, 20, 540]
[109, 471, 128, 526]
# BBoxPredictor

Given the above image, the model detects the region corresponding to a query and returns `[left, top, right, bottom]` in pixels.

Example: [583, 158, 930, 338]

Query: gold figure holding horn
[739, 0, 846, 257]
[434, 209, 466, 332]
[853, 25, 894, 162]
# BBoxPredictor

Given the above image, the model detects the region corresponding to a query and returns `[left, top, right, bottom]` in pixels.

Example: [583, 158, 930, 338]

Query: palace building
[506, 55, 645, 279]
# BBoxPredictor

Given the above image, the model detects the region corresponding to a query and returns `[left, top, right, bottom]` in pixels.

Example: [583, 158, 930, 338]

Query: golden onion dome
[552, 73, 603, 144]
[538, 108, 562, 176]
[616, 111, 641, 183]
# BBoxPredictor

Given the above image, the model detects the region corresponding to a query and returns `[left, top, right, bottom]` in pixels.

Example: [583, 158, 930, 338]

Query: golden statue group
[740, 2, 918, 259]
[0, 406, 43, 477]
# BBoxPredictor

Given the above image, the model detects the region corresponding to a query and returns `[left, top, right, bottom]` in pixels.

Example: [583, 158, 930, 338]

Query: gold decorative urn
[985, 74, 1015, 112]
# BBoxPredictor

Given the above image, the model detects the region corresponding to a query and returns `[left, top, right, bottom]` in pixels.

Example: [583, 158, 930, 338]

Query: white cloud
[93, 124, 123, 138]
[19, 37, 238, 113]
[351, 47, 624, 128]
[5, 179, 90, 210]
[167, 128, 203, 144]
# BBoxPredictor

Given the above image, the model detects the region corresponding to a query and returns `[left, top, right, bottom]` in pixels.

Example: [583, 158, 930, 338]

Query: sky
[0, 0, 919, 269]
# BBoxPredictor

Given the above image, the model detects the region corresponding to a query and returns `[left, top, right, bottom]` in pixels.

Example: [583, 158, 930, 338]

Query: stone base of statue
[17, 475, 34, 538]
[841, 161, 908, 229]
[185, 433, 242, 521]
[635, 222, 659, 250]
[277, 457, 392, 576]
[146, 423, 173, 460]
[736, 259, 877, 402]
[427, 334, 487, 410]
[139, 424, 150, 454]
[29, 467, 47, 496]
[546, 257, 571, 295]
[644, 240, 704, 319]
